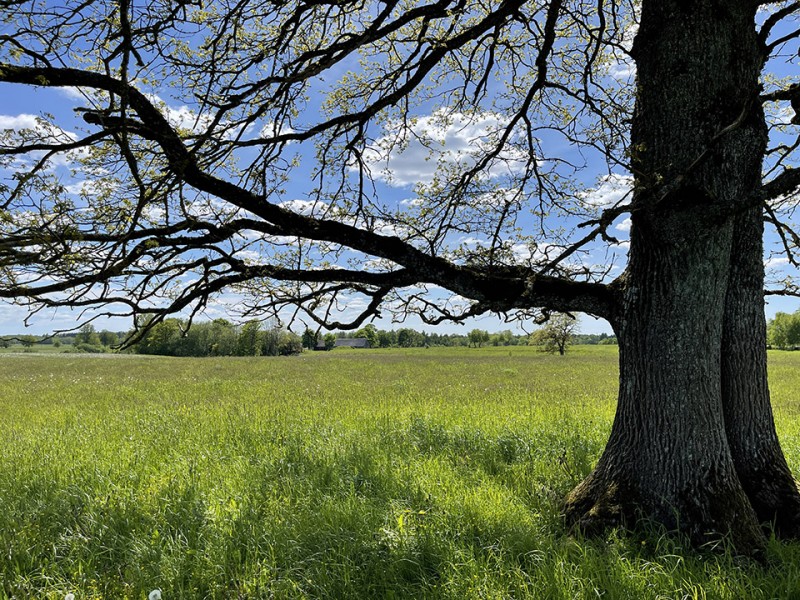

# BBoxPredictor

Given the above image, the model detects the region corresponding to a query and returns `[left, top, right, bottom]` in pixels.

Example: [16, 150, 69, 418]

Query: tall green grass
[1, 346, 800, 599]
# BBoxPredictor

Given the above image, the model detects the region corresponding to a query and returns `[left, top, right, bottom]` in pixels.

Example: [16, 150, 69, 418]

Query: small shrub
[74, 342, 107, 353]
[278, 332, 303, 355]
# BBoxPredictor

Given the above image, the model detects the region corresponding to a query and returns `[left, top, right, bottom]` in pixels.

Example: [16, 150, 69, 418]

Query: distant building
[315, 337, 371, 350]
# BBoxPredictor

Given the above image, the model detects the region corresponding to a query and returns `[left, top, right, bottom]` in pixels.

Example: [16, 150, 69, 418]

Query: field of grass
[2, 345, 800, 599]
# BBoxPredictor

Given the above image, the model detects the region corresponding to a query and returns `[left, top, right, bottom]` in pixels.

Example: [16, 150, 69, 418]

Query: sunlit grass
[1, 346, 800, 598]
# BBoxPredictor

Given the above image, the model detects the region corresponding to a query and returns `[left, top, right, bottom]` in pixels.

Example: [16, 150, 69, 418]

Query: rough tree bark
[723, 207, 800, 537]
[564, 0, 782, 551]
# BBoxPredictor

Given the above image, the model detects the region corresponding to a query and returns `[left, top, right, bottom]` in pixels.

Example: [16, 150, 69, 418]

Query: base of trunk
[738, 462, 800, 539]
[562, 474, 638, 537]
[563, 468, 767, 555]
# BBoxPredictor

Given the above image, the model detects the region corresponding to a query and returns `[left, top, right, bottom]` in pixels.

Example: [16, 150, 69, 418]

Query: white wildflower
[149, 590, 162, 600]
[65, 594, 75, 600]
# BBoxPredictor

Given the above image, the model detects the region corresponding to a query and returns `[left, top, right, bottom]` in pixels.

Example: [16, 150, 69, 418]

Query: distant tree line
[69, 324, 124, 352]
[323, 323, 616, 349]
[326, 324, 523, 349]
[134, 318, 303, 357]
[0, 324, 124, 352]
[767, 310, 800, 350]
[1, 321, 617, 354]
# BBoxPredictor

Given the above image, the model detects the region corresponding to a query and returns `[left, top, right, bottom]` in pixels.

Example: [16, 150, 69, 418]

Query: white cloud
[460, 236, 488, 247]
[474, 188, 522, 207]
[64, 179, 116, 197]
[60, 87, 88, 100]
[153, 100, 211, 134]
[0, 113, 78, 143]
[371, 222, 398, 236]
[264, 234, 299, 246]
[278, 199, 330, 217]
[0, 114, 39, 130]
[234, 249, 264, 263]
[776, 106, 795, 125]
[362, 110, 529, 187]
[765, 256, 790, 268]
[615, 217, 632, 232]
[605, 12, 638, 81]
[363, 257, 400, 270]
[236, 229, 298, 246]
[609, 60, 636, 81]
[58, 87, 110, 103]
[145, 94, 258, 140]
[258, 121, 295, 138]
[510, 243, 534, 263]
[146, 94, 243, 139]
[338, 294, 368, 312]
[0, 113, 87, 168]
[141, 204, 166, 223]
[579, 173, 634, 209]
[767, 191, 800, 211]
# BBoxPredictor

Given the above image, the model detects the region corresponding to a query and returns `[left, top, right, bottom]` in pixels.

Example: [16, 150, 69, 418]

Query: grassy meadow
[2, 346, 800, 599]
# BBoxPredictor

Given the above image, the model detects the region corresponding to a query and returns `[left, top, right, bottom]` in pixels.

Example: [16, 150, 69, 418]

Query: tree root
[739, 467, 800, 540]
[563, 471, 768, 557]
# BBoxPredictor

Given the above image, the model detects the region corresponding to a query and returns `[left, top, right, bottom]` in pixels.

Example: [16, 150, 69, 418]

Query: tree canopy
[0, 0, 656, 333]
[768, 310, 800, 349]
[0, 2, 797, 333]
[530, 312, 577, 354]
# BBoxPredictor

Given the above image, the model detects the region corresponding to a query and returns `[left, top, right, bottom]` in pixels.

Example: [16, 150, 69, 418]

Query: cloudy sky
[0, 5, 798, 337]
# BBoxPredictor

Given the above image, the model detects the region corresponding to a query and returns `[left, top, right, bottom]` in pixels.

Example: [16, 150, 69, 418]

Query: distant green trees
[75, 324, 101, 346]
[331, 325, 616, 348]
[323, 333, 337, 351]
[301, 328, 320, 350]
[98, 330, 119, 347]
[72, 324, 121, 352]
[135, 318, 303, 357]
[355, 324, 379, 348]
[397, 328, 426, 348]
[19, 335, 37, 348]
[468, 329, 490, 348]
[13, 322, 617, 354]
[767, 310, 800, 350]
[490, 330, 519, 347]
[529, 314, 579, 355]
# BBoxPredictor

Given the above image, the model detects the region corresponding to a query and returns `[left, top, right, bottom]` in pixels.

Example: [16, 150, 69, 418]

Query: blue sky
[0, 82, 625, 336]
[0, 3, 798, 337]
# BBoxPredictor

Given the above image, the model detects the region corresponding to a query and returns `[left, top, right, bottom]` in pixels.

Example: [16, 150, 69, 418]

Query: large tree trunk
[564, 0, 778, 552]
[565, 222, 765, 550]
[722, 207, 800, 537]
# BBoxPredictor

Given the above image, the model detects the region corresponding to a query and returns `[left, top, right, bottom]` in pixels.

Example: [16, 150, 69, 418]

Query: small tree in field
[278, 331, 304, 355]
[355, 324, 379, 348]
[19, 335, 37, 348]
[301, 328, 319, 350]
[323, 334, 337, 351]
[468, 329, 490, 348]
[75, 324, 101, 346]
[530, 314, 579, 355]
[99, 330, 119, 347]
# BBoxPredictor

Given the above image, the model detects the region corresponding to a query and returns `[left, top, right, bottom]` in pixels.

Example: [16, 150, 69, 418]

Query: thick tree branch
[0, 62, 617, 322]
[760, 167, 800, 203]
